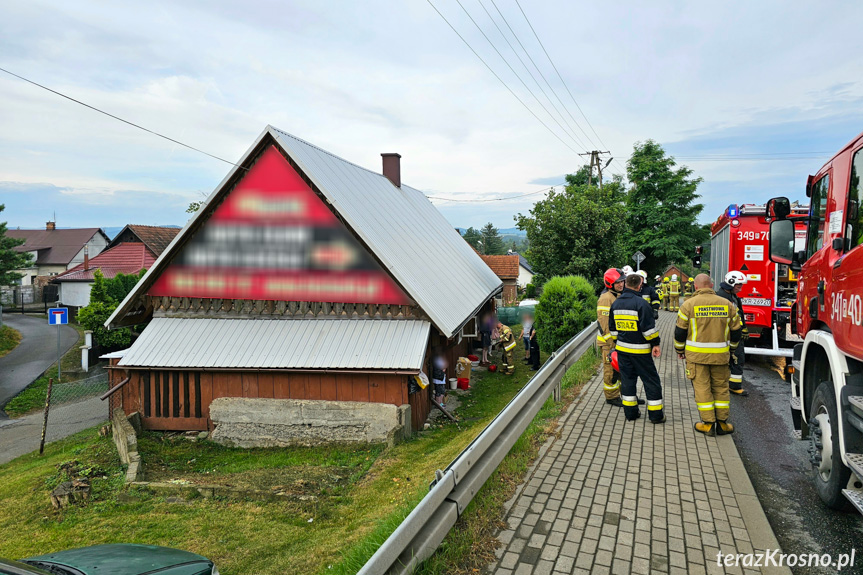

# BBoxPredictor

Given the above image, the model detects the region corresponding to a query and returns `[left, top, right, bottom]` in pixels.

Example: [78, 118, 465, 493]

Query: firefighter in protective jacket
[684, 277, 695, 297]
[609, 273, 664, 422]
[716, 271, 749, 396]
[636, 270, 660, 318]
[597, 268, 625, 405]
[497, 321, 517, 375]
[661, 277, 671, 311]
[668, 274, 681, 311]
[674, 274, 743, 436]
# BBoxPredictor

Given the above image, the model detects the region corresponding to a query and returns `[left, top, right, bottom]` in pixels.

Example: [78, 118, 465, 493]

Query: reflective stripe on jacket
[500, 326, 517, 351]
[608, 289, 660, 354]
[674, 288, 742, 364]
[668, 280, 681, 295]
[596, 289, 617, 346]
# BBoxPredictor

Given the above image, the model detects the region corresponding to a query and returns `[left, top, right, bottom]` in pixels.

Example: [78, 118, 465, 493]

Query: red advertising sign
[149, 145, 408, 304]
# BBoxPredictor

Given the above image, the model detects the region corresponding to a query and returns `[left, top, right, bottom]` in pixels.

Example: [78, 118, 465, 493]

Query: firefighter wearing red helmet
[597, 268, 625, 404]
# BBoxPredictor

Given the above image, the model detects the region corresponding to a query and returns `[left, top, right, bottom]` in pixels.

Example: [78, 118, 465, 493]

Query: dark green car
[0, 544, 217, 575]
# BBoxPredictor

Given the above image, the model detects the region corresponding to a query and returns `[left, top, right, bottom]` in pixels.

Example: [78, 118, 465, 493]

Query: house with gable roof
[102, 126, 502, 440]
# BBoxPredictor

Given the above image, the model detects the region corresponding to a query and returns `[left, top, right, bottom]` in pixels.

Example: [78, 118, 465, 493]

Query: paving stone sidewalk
[489, 312, 790, 575]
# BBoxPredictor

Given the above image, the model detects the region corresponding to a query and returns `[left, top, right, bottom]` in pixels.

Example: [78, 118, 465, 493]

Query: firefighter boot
[716, 420, 734, 435]
[606, 397, 623, 407]
[694, 421, 716, 436]
[729, 388, 749, 397]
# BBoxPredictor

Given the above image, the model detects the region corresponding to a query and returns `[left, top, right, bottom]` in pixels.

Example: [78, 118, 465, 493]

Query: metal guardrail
[358, 320, 599, 575]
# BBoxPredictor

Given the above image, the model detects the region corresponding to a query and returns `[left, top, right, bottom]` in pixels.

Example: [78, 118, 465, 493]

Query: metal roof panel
[118, 318, 430, 371]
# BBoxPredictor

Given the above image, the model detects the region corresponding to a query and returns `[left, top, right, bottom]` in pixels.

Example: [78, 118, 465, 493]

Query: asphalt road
[0, 314, 78, 414]
[732, 354, 863, 574]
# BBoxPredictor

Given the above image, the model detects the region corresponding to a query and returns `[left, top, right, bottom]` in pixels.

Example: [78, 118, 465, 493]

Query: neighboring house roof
[108, 225, 181, 256]
[517, 254, 533, 274]
[118, 318, 431, 371]
[106, 126, 502, 337]
[479, 254, 520, 280]
[54, 243, 156, 282]
[8, 228, 109, 266]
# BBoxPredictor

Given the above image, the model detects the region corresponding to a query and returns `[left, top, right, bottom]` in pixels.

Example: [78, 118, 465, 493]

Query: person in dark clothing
[529, 321, 540, 370]
[716, 271, 750, 396]
[636, 270, 661, 319]
[609, 274, 665, 423]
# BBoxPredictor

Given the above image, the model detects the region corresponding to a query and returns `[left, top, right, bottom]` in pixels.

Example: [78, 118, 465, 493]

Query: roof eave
[104, 126, 275, 330]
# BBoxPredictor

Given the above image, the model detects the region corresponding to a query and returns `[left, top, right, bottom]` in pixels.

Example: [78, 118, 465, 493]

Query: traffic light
[693, 245, 703, 267]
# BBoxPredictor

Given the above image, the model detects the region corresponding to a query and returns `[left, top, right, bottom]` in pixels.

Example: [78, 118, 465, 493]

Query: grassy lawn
[0, 325, 22, 358]
[0, 332, 600, 575]
[3, 323, 106, 417]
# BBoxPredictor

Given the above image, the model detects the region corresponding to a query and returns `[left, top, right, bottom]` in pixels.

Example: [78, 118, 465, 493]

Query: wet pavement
[731, 356, 863, 574]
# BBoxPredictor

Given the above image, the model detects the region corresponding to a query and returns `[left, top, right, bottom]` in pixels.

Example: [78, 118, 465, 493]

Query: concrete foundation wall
[209, 397, 408, 447]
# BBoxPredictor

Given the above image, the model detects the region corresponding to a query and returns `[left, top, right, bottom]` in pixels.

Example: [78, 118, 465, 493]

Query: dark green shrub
[535, 275, 597, 353]
[525, 283, 536, 298]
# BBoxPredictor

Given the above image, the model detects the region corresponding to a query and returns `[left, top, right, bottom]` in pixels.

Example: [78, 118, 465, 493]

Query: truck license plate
[741, 297, 772, 307]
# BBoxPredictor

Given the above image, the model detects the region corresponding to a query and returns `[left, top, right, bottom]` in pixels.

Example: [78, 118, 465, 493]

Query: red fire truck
[767, 130, 863, 514]
[710, 204, 808, 357]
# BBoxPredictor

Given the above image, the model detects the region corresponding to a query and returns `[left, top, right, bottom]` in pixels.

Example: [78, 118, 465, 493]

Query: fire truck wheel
[809, 381, 852, 510]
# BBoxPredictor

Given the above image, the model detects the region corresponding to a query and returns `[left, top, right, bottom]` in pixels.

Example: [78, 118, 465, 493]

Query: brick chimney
[83, 245, 89, 271]
[381, 153, 401, 188]
[46, 221, 56, 230]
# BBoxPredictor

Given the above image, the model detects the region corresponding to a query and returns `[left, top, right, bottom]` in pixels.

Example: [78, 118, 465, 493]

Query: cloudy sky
[2, 0, 862, 234]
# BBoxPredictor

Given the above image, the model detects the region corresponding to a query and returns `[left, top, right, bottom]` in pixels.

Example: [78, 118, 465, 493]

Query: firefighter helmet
[663, 276, 670, 282]
[603, 268, 625, 289]
[671, 274, 678, 281]
[655, 275, 661, 281]
[610, 350, 619, 372]
[621, 265, 634, 275]
[725, 270, 748, 286]
[636, 270, 647, 279]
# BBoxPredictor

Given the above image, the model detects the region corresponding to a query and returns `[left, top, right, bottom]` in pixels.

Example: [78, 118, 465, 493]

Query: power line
[475, 0, 588, 150]
[513, 0, 607, 150]
[489, 0, 599, 151]
[511, 0, 627, 175]
[449, 0, 589, 153]
[425, 0, 584, 155]
[0, 65, 246, 169]
[427, 182, 566, 203]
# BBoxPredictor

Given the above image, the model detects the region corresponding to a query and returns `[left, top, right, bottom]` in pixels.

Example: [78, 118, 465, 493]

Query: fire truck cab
[711, 204, 807, 357]
[767, 130, 863, 514]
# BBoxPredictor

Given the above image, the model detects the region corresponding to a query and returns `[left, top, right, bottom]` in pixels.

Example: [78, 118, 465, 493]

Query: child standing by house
[432, 349, 448, 405]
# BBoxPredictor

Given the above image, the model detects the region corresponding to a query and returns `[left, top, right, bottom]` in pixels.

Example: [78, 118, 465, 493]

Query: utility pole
[578, 151, 612, 189]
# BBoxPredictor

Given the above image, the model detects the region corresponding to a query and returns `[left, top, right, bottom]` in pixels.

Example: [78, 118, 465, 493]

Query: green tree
[534, 275, 597, 353]
[462, 227, 482, 250]
[515, 176, 628, 289]
[624, 140, 708, 278]
[0, 205, 33, 286]
[77, 269, 146, 349]
[480, 223, 505, 255]
[186, 201, 203, 213]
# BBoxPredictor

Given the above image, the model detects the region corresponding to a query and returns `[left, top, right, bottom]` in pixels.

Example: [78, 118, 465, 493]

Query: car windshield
[0, 558, 54, 575]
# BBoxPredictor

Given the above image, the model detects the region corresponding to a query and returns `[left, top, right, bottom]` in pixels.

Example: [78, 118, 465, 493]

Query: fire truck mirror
[767, 196, 791, 220]
[769, 219, 795, 264]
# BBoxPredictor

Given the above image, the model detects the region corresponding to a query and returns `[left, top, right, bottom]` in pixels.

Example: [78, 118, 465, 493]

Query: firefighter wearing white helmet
[636, 270, 660, 318]
[668, 274, 681, 311]
[621, 265, 634, 275]
[717, 271, 749, 396]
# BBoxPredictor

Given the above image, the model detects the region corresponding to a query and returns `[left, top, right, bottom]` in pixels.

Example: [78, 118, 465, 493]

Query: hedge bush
[525, 283, 536, 298]
[535, 275, 597, 353]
